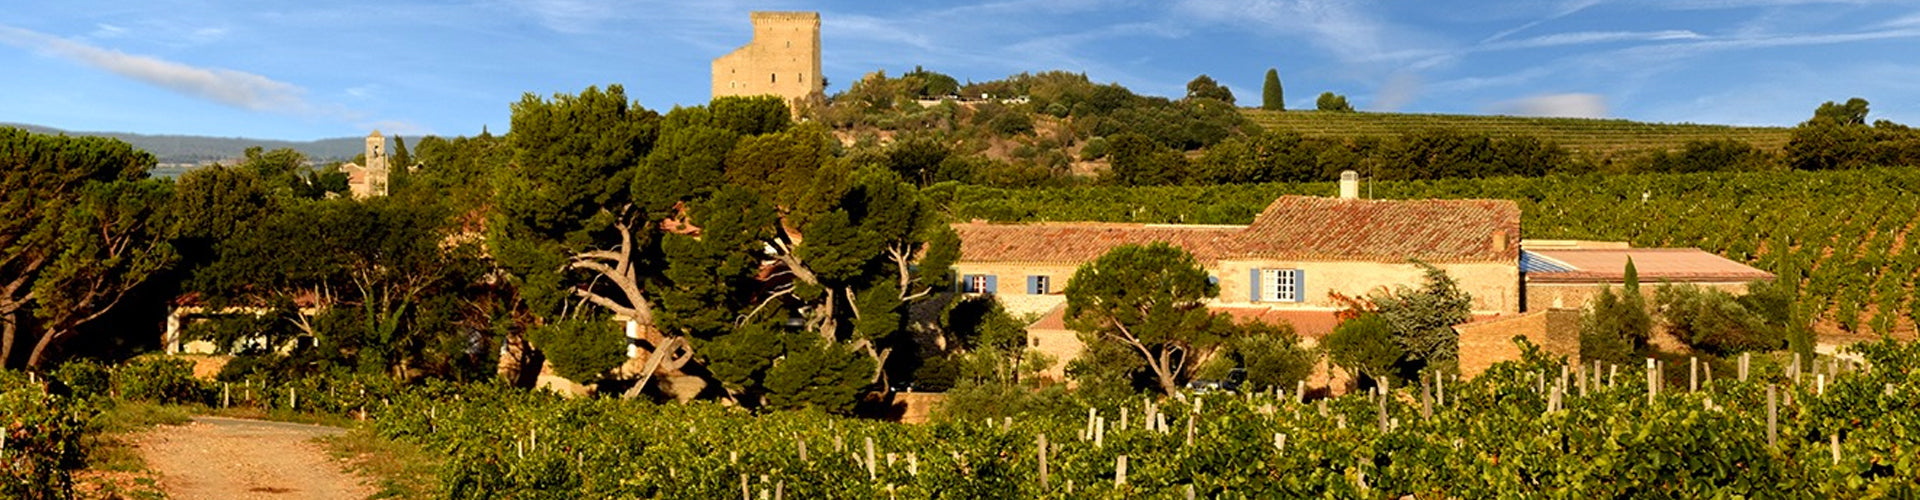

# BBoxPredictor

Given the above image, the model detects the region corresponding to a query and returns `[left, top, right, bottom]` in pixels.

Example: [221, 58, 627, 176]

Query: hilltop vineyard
[1241, 110, 1792, 158]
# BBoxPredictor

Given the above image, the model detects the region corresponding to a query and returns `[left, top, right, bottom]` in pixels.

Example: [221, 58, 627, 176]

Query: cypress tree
[1261, 68, 1284, 111]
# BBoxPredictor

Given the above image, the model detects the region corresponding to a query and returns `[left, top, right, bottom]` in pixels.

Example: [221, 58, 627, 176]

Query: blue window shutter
[1027, 276, 1040, 294]
[985, 275, 998, 295]
[1294, 269, 1307, 303]
[958, 274, 974, 293]
[1249, 268, 1262, 303]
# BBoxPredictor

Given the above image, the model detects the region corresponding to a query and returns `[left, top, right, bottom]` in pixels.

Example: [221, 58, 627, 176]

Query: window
[961, 274, 997, 294]
[1027, 275, 1051, 294]
[1256, 268, 1306, 302]
[771, 73, 777, 83]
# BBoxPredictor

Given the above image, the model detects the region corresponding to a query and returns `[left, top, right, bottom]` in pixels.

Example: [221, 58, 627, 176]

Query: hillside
[2, 123, 365, 166]
[1241, 110, 1793, 157]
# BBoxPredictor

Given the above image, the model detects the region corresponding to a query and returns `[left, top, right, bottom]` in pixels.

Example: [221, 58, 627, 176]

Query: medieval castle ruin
[711, 11, 822, 107]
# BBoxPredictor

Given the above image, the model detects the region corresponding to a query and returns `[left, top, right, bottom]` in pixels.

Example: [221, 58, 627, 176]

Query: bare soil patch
[134, 416, 373, 500]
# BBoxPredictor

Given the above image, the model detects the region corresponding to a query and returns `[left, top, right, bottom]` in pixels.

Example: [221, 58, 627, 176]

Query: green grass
[321, 428, 445, 499]
[1241, 109, 1793, 156]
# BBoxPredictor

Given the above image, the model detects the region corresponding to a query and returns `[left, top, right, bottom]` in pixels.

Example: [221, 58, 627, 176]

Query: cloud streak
[1172, 0, 1426, 65]
[1489, 93, 1609, 118]
[0, 24, 311, 114]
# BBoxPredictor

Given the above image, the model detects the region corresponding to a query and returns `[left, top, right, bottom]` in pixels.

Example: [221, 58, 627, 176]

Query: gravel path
[136, 416, 374, 500]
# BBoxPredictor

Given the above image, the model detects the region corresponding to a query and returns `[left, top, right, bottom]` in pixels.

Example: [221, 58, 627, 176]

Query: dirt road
[136, 416, 374, 500]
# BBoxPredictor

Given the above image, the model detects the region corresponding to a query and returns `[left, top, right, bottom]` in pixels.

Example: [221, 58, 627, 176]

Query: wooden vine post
[1037, 433, 1049, 488]
[1767, 384, 1779, 447]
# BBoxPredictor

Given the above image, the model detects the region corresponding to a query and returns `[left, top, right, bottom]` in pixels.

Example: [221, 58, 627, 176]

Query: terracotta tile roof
[954, 222, 1244, 264]
[1029, 303, 1345, 338]
[1213, 307, 1344, 338]
[954, 196, 1520, 265]
[1522, 248, 1774, 284]
[1232, 196, 1520, 263]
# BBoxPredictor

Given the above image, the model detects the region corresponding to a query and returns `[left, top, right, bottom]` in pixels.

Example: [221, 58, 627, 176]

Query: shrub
[1079, 136, 1109, 161]
[1653, 285, 1783, 355]
[1324, 313, 1400, 387]
[113, 357, 210, 405]
[1206, 320, 1315, 393]
[1, 370, 94, 499]
[527, 319, 628, 385]
[50, 359, 112, 400]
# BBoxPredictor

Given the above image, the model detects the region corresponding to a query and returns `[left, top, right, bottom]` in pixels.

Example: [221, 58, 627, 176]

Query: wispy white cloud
[498, 0, 622, 34]
[1602, 27, 1920, 65]
[1876, 11, 1920, 28]
[90, 23, 128, 39]
[1367, 72, 1423, 112]
[1481, 0, 1608, 43]
[1171, 0, 1435, 65]
[1427, 67, 1556, 94]
[832, 14, 941, 53]
[359, 119, 432, 137]
[1488, 93, 1608, 118]
[1487, 30, 1704, 50]
[1647, 0, 1900, 10]
[0, 24, 312, 113]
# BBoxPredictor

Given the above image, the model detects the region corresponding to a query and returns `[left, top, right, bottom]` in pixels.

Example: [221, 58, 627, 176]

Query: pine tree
[1261, 68, 1284, 111]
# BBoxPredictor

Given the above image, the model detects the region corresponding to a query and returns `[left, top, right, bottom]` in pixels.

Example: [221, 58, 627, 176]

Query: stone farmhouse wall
[1455, 309, 1581, 377]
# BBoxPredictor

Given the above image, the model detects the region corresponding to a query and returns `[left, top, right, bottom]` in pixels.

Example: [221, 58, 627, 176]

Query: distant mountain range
[4, 123, 366, 166]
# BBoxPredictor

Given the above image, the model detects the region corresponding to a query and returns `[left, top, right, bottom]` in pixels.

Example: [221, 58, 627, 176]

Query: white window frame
[1033, 275, 1050, 295]
[969, 274, 990, 294]
[1262, 269, 1299, 302]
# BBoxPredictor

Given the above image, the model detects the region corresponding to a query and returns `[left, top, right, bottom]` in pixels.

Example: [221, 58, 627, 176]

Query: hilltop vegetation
[1, 122, 365, 167]
[801, 69, 1918, 189]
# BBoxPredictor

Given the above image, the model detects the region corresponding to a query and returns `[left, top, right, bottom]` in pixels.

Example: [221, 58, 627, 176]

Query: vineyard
[8, 297, 1920, 498]
[939, 167, 1920, 340]
[12, 335, 1920, 498]
[354, 340, 1919, 496]
[1241, 110, 1793, 157]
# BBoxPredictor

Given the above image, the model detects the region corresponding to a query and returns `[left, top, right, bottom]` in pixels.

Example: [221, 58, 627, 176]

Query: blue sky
[4, 0, 1918, 140]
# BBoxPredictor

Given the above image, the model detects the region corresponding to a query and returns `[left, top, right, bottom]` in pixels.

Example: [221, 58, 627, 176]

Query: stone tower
[344, 130, 389, 199]
[711, 11, 822, 108]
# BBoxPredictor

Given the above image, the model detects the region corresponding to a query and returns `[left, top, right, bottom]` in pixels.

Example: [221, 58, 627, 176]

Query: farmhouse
[951, 172, 1773, 382]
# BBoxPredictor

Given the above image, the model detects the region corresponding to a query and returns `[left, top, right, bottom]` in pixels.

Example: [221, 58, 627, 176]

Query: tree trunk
[1150, 350, 1180, 397]
[26, 327, 63, 369]
[622, 337, 690, 399]
[1, 311, 15, 368]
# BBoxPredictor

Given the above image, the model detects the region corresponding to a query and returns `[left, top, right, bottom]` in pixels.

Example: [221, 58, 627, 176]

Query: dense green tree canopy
[1064, 242, 1224, 396]
[1370, 262, 1473, 374]
[1184, 74, 1235, 105]
[1, 128, 174, 368]
[1316, 92, 1354, 112]
[1261, 68, 1285, 111]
